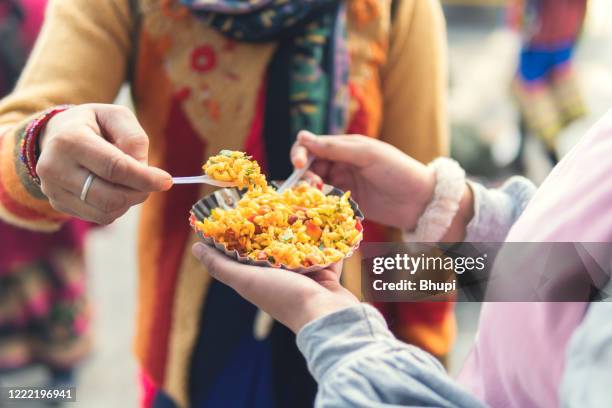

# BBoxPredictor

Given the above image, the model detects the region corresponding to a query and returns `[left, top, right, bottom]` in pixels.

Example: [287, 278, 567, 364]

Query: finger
[60, 167, 148, 212]
[42, 183, 127, 225]
[327, 163, 353, 184]
[71, 130, 171, 192]
[311, 160, 331, 180]
[302, 171, 323, 189]
[93, 104, 150, 164]
[38, 155, 148, 211]
[328, 173, 354, 194]
[290, 135, 310, 169]
[305, 263, 342, 284]
[296, 132, 373, 167]
[192, 243, 293, 301]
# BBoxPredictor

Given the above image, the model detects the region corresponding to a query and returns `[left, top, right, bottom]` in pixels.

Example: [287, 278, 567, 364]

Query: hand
[37, 104, 172, 224]
[192, 243, 359, 333]
[291, 131, 474, 240]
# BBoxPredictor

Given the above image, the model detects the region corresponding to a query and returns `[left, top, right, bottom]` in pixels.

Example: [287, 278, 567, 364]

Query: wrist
[403, 158, 466, 242]
[403, 166, 436, 230]
[294, 293, 359, 333]
[20, 105, 73, 184]
[441, 183, 474, 242]
[38, 106, 74, 151]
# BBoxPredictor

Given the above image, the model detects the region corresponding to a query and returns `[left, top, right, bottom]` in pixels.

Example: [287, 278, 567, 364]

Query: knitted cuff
[20, 105, 73, 184]
[403, 158, 466, 243]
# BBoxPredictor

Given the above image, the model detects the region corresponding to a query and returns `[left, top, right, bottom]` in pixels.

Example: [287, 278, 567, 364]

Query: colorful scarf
[181, 0, 349, 177]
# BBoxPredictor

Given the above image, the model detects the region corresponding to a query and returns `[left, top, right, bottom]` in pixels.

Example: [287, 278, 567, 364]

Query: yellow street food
[193, 151, 363, 268]
[203, 150, 267, 190]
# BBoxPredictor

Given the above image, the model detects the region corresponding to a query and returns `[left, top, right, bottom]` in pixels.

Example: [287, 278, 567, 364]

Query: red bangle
[20, 105, 73, 184]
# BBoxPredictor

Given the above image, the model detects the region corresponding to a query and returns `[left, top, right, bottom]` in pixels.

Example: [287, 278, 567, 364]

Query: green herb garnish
[280, 229, 294, 242]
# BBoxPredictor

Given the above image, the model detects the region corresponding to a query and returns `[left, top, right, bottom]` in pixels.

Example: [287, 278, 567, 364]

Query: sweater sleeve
[0, 0, 132, 231]
[296, 304, 488, 408]
[380, 0, 449, 162]
[465, 176, 537, 242]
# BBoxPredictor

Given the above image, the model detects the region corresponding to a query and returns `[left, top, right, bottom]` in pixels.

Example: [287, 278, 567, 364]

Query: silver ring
[80, 173, 95, 202]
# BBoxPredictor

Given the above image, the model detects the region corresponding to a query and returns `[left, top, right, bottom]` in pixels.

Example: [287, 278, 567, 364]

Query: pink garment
[140, 370, 157, 408]
[0, 220, 89, 273]
[0, 0, 47, 92]
[22, 0, 47, 45]
[459, 109, 612, 407]
[5, 0, 47, 47]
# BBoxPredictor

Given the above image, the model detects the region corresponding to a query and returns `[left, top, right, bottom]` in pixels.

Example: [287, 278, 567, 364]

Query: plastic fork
[172, 175, 237, 188]
[276, 155, 315, 194]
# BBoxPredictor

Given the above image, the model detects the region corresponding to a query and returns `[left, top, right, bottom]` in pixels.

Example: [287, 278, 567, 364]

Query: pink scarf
[459, 109, 612, 407]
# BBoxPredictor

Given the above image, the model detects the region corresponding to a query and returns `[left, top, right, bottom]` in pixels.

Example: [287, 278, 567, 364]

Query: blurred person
[509, 0, 588, 163]
[0, 0, 451, 407]
[192, 110, 612, 407]
[0, 0, 90, 390]
[0, 0, 46, 91]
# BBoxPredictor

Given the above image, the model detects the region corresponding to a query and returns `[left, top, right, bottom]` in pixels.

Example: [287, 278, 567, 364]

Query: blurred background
[1, 0, 612, 406]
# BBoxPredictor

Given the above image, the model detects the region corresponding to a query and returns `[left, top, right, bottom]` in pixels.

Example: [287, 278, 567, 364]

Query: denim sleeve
[296, 304, 488, 408]
[466, 176, 536, 242]
[560, 281, 612, 408]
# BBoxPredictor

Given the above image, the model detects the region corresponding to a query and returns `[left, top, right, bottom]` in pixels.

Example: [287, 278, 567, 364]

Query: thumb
[296, 131, 373, 167]
[94, 104, 150, 164]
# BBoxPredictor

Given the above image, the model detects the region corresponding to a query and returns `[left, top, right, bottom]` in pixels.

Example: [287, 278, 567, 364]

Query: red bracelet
[20, 105, 73, 184]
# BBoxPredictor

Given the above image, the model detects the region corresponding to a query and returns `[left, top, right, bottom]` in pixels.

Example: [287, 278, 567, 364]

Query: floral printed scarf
[181, 0, 349, 178]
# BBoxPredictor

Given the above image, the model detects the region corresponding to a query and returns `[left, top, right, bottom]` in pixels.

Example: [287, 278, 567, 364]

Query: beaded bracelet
[20, 105, 73, 184]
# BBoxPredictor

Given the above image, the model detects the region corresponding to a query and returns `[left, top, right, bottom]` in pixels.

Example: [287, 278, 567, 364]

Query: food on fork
[203, 150, 267, 190]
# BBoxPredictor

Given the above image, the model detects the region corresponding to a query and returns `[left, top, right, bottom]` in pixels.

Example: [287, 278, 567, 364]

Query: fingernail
[294, 155, 306, 168]
[163, 177, 173, 190]
[192, 243, 206, 260]
[151, 168, 173, 190]
[158, 169, 173, 190]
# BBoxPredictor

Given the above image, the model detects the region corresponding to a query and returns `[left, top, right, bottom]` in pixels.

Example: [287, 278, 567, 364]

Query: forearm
[297, 304, 487, 408]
